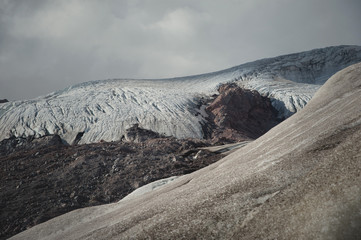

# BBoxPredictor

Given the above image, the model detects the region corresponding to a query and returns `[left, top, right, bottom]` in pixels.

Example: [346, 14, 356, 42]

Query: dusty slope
[11, 63, 361, 239]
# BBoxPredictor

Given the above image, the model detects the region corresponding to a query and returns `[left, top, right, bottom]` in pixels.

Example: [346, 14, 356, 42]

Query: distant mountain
[12, 62, 361, 240]
[1, 45, 360, 144]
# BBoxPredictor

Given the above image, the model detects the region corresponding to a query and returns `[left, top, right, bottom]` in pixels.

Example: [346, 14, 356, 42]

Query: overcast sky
[1, 0, 360, 100]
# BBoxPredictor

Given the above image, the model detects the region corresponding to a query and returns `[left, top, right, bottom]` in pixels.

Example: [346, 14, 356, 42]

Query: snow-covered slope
[1, 45, 360, 144]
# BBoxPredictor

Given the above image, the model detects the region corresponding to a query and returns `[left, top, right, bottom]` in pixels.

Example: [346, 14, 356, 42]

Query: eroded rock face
[205, 83, 281, 143]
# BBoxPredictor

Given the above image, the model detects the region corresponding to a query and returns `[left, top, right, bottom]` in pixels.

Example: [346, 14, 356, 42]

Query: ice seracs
[1, 45, 360, 144]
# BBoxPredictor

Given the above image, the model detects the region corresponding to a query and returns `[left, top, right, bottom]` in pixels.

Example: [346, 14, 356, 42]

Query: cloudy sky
[1, 0, 360, 100]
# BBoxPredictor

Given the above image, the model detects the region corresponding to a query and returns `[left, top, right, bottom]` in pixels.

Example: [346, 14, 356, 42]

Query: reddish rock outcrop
[206, 83, 280, 143]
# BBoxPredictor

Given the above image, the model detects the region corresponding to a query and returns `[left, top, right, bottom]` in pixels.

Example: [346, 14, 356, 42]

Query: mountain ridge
[1, 45, 360, 145]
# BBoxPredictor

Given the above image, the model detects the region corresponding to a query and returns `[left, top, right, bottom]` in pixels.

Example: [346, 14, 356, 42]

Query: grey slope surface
[11, 63, 361, 239]
[1, 45, 361, 144]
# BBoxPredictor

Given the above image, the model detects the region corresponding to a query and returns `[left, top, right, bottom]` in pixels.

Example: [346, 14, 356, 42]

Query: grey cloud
[0, 0, 360, 100]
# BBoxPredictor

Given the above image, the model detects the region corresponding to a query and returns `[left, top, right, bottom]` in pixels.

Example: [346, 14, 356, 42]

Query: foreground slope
[1, 45, 360, 144]
[11, 64, 361, 239]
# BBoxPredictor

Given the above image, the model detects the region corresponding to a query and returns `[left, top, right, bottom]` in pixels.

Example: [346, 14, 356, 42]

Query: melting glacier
[1, 45, 360, 144]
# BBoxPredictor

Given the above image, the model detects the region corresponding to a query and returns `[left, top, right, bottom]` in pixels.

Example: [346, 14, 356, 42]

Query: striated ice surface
[1, 45, 360, 144]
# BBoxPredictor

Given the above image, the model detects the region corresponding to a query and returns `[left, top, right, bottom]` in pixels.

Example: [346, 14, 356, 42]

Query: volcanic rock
[0, 127, 221, 239]
[206, 83, 280, 143]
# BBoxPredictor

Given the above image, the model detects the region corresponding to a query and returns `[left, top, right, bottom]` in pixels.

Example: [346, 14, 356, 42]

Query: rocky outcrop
[0, 135, 63, 155]
[0, 128, 221, 239]
[205, 83, 280, 143]
[122, 123, 164, 143]
[0, 99, 8, 104]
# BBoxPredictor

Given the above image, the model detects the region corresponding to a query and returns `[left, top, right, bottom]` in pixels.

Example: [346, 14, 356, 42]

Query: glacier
[1, 45, 360, 144]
